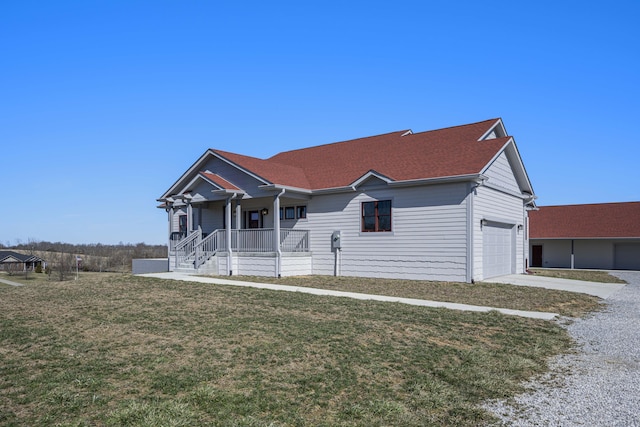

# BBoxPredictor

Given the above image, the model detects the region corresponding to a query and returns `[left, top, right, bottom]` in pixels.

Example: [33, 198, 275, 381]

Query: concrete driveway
[484, 274, 627, 299]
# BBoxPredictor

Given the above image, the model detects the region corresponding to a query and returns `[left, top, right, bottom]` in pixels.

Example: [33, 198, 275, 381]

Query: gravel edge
[484, 271, 640, 427]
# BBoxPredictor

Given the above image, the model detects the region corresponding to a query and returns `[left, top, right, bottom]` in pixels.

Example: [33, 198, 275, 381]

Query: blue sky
[1, 1, 638, 245]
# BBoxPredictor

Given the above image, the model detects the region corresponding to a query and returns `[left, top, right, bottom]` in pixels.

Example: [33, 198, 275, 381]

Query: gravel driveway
[485, 271, 640, 426]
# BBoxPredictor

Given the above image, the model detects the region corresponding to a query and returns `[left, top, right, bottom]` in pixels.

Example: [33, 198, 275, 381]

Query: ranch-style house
[158, 118, 536, 282]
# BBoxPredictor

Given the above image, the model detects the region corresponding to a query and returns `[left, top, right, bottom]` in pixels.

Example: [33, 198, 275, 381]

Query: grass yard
[221, 274, 602, 318]
[1, 273, 582, 426]
[529, 268, 626, 283]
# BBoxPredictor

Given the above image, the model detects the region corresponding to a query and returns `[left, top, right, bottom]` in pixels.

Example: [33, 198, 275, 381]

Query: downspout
[226, 194, 236, 275]
[466, 181, 475, 283]
[274, 189, 285, 277]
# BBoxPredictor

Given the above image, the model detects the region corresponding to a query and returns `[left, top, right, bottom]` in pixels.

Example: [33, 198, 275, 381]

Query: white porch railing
[280, 229, 309, 252]
[194, 231, 221, 269]
[174, 229, 202, 268]
[230, 229, 275, 252]
[173, 228, 310, 270]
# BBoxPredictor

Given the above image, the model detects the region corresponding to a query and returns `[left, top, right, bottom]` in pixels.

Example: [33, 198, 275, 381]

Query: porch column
[571, 239, 575, 269]
[274, 190, 284, 277]
[167, 206, 173, 257]
[226, 196, 233, 275]
[187, 202, 193, 233]
[235, 201, 242, 230]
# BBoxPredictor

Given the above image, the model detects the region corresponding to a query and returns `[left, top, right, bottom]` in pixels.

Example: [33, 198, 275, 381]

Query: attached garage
[483, 222, 514, 278]
[615, 243, 640, 270]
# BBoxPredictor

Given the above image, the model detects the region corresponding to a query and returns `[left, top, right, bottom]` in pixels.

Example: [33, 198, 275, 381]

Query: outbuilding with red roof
[529, 202, 640, 270]
[158, 118, 536, 282]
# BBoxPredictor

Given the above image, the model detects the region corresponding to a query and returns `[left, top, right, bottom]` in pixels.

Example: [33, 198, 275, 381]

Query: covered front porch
[170, 227, 311, 276]
[165, 189, 311, 277]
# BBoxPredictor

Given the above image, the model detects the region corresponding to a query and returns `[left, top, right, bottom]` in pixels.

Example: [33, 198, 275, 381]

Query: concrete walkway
[139, 272, 559, 320]
[484, 274, 626, 299]
[0, 277, 24, 287]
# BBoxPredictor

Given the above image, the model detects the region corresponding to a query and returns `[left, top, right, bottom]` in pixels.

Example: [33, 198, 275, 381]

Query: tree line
[2, 240, 167, 275]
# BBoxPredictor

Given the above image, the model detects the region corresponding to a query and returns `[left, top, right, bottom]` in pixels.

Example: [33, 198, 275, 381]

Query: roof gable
[480, 138, 534, 197]
[530, 202, 640, 239]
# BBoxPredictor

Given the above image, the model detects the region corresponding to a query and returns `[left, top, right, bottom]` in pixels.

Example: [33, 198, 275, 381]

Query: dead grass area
[222, 275, 601, 318]
[528, 268, 627, 283]
[0, 273, 577, 426]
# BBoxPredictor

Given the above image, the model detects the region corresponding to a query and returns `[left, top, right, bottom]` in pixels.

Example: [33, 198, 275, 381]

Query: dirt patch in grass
[222, 275, 601, 318]
[0, 273, 575, 426]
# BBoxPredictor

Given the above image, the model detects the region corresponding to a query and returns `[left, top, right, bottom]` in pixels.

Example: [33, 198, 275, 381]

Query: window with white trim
[280, 205, 307, 220]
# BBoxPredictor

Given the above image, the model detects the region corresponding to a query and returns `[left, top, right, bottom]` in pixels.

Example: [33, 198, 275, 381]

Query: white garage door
[483, 222, 513, 279]
[614, 243, 640, 270]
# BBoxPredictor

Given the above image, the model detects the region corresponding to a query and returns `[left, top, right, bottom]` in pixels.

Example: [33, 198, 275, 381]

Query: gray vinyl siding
[200, 158, 272, 198]
[170, 207, 187, 233]
[473, 185, 527, 280]
[201, 203, 224, 234]
[191, 180, 217, 201]
[305, 183, 470, 281]
[483, 152, 521, 194]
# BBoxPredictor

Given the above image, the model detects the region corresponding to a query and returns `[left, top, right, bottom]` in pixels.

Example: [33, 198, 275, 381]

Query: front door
[248, 210, 260, 229]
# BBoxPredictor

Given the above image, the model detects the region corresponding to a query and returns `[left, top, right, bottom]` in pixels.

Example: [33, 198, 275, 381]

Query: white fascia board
[311, 186, 358, 195]
[258, 184, 312, 194]
[308, 174, 487, 195]
[388, 173, 487, 188]
[482, 181, 534, 200]
[507, 139, 535, 196]
[478, 118, 507, 141]
[211, 189, 245, 197]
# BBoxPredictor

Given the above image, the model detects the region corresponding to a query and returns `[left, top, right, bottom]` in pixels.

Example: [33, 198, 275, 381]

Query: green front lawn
[0, 273, 582, 426]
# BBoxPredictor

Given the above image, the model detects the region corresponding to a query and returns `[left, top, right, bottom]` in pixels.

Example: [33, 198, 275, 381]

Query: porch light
[261, 208, 269, 216]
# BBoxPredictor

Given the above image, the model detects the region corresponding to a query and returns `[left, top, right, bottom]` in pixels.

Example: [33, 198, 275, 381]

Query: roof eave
[258, 184, 313, 194]
[388, 173, 488, 188]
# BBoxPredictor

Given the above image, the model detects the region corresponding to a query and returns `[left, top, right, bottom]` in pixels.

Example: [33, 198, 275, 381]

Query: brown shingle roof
[200, 172, 241, 191]
[210, 118, 509, 190]
[530, 202, 640, 239]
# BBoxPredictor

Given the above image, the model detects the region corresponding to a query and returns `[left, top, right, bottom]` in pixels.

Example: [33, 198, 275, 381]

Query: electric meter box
[331, 230, 341, 249]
